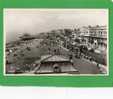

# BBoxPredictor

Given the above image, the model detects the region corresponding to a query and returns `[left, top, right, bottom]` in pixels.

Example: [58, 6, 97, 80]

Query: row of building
[80, 25, 107, 50]
[55, 25, 107, 53]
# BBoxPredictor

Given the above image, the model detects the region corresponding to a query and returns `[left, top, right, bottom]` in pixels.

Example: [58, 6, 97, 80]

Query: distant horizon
[6, 25, 107, 44]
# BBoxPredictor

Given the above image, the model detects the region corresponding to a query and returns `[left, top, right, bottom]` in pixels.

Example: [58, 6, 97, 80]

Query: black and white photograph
[4, 9, 108, 75]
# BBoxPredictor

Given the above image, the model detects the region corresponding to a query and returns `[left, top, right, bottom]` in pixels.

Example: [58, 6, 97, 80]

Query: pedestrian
[97, 63, 99, 68]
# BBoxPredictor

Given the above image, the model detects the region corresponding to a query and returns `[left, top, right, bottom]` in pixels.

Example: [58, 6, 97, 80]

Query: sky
[4, 9, 108, 42]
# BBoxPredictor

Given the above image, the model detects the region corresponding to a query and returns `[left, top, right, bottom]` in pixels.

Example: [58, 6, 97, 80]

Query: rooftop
[41, 55, 70, 62]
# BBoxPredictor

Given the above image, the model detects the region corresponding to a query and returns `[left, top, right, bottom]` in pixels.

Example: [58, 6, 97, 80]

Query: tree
[64, 29, 73, 37]
[75, 38, 80, 43]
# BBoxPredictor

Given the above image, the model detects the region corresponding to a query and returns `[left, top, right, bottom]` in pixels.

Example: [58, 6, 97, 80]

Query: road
[73, 58, 100, 74]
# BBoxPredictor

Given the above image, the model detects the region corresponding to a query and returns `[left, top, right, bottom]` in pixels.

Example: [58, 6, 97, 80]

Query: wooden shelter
[34, 55, 79, 74]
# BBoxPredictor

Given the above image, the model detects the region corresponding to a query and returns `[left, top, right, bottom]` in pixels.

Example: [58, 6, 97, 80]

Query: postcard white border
[3, 8, 109, 76]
